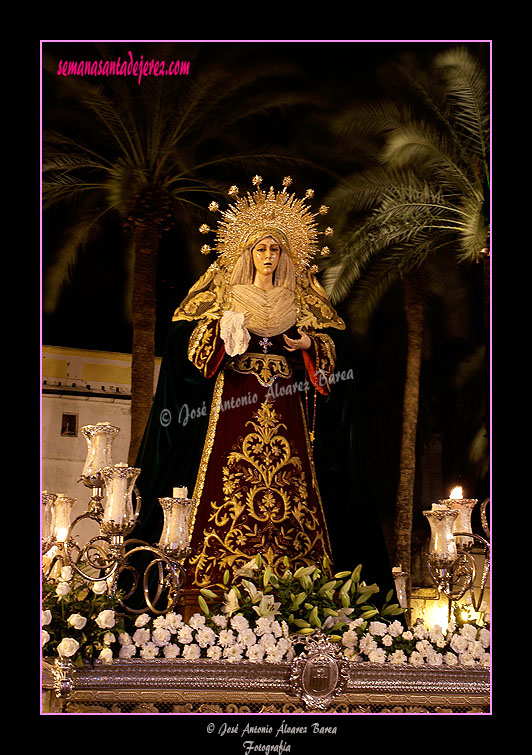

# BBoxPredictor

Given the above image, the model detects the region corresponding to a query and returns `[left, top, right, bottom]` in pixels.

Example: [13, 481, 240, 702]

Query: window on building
[61, 413, 78, 437]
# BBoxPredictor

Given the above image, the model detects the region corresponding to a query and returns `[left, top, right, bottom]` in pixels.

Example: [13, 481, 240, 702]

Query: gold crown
[198, 176, 333, 277]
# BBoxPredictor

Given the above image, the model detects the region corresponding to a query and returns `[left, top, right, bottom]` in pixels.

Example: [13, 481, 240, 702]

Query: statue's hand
[283, 330, 311, 352]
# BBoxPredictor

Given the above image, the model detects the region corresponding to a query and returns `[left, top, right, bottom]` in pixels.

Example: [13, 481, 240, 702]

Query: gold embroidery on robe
[189, 371, 225, 537]
[225, 352, 293, 387]
[188, 400, 332, 588]
[188, 319, 221, 377]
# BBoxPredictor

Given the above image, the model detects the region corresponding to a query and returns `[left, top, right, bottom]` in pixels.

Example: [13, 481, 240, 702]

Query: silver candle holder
[423, 489, 490, 613]
[42, 422, 192, 617]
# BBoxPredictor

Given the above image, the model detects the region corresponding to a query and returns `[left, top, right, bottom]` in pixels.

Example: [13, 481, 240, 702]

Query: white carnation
[247, 644, 266, 662]
[140, 642, 159, 659]
[408, 651, 425, 667]
[368, 621, 387, 637]
[132, 628, 151, 647]
[389, 649, 407, 665]
[189, 613, 206, 630]
[182, 643, 202, 660]
[134, 613, 151, 628]
[177, 625, 194, 645]
[196, 626, 217, 648]
[163, 644, 180, 659]
[152, 627, 171, 647]
[368, 648, 387, 664]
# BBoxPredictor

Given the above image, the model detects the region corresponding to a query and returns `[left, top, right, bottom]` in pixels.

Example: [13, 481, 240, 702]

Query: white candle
[103, 463, 129, 524]
[173, 486, 188, 499]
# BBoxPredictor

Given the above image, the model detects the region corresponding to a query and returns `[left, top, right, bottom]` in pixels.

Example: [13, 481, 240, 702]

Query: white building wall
[42, 346, 161, 535]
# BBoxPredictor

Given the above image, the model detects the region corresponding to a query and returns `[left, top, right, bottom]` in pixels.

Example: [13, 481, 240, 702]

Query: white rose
[460, 652, 476, 667]
[60, 566, 73, 581]
[57, 637, 80, 657]
[206, 645, 223, 660]
[67, 613, 87, 630]
[95, 610, 116, 629]
[42, 610, 52, 626]
[98, 647, 114, 663]
[387, 620, 404, 637]
[56, 582, 70, 597]
[426, 650, 443, 667]
[92, 581, 107, 595]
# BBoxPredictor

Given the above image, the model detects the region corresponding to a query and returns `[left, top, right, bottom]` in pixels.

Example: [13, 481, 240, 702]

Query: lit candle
[53, 493, 76, 542]
[173, 486, 188, 499]
[444, 486, 477, 548]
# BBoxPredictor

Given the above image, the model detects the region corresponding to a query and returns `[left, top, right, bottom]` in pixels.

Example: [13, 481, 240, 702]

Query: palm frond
[434, 47, 490, 166]
[42, 203, 111, 311]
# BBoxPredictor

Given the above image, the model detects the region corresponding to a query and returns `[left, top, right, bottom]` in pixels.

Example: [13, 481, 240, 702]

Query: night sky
[42, 39, 490, 354]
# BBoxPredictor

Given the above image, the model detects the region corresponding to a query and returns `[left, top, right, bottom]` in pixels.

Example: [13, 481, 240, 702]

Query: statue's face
[252, 236, 281, 276]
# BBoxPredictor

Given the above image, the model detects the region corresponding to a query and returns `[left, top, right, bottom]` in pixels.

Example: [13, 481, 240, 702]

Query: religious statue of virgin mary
[134, 177, 394, 597]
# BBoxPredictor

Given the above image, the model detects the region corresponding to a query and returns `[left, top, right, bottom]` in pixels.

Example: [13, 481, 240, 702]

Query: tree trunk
[128, 224, 161, 465]
[394, 272, 425, 620]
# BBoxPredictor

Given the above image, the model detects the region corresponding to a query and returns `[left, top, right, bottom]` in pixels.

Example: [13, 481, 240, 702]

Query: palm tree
[42, 42, 317, 463]
[321, 46, 490, 613]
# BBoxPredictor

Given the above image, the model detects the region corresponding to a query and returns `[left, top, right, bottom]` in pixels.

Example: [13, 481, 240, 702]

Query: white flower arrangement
[42, 556, 490, 669]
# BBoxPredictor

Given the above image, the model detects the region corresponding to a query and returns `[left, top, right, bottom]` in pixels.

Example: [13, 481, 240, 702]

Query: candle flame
[449, 486, 463, 500]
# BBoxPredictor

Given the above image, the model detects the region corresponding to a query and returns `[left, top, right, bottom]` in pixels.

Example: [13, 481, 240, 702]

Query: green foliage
[199, 555, 404, 638]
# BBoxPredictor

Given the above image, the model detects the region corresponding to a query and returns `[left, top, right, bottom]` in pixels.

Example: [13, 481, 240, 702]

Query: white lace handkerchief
[220, 310, 250, 357]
